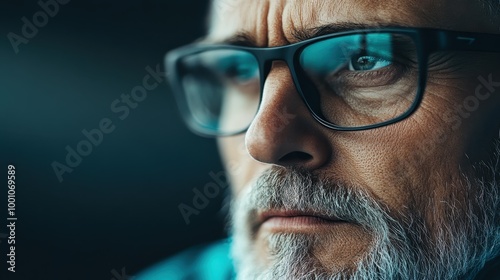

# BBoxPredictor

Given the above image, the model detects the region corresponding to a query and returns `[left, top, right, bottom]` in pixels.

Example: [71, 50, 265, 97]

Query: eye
[348, 54, 392, 71]
[225, 63, 259, 82]
[216, 55, 259, 84]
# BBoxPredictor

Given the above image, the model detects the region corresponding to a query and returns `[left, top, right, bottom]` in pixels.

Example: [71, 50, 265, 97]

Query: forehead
[208, 0, 493, 46]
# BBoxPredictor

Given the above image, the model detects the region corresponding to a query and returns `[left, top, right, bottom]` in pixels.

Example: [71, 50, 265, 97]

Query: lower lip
[261, 216, 344, 232]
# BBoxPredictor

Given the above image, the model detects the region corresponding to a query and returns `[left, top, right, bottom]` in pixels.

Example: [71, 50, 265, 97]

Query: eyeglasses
[165, 27, 500, 137]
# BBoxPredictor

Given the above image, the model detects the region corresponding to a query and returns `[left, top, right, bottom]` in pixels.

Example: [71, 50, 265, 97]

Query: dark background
[0, 1, 227, 279]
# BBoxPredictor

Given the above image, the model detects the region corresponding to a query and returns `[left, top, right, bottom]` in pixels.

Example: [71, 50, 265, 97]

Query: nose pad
[245, 61, 331, 169]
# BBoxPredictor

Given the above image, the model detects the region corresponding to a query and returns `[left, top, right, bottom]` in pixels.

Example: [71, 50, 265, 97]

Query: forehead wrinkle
[254, 0, 271, 47]
[209, 0, 499, 46]
[267, 0, 289, 46]
[282, 0, 323, 43]
[281, 0, 414, 43]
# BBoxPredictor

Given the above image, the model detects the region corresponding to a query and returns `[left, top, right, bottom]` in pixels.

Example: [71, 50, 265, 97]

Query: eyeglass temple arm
[427, 29, 500, 53]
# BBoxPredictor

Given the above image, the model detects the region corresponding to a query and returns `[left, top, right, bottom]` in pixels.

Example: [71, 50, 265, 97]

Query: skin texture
[209, 0, 500, 275]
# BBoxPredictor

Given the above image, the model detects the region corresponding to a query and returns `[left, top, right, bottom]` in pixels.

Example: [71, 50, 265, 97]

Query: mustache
[241, 166, 402, 234]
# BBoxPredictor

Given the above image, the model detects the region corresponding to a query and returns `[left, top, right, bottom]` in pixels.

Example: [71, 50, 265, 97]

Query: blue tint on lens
[216, 54, 259, 83]
[300, 34, 393, 76]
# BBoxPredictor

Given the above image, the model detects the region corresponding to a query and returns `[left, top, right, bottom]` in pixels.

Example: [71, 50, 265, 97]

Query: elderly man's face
[208, 0, 500, 279]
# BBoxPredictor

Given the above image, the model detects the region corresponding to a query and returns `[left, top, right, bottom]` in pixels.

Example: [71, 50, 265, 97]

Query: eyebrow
[215, 22, 402, 47]
[220, 33, 258, 47]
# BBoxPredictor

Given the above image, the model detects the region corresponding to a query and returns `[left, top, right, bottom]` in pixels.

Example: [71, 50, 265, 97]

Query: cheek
[424, 65, 500, 165]
[330, 84, 473, 216]
[217, 136, 269, 196]
[376, 79, 497, 213]
[332, 130, 423, 214]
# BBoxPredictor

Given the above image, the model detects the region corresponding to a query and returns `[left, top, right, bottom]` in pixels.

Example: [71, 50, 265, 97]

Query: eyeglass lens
[176, 33, 419, 134]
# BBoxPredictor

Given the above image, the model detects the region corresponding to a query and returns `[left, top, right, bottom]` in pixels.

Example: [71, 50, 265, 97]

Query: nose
[245, 62, 331, 170]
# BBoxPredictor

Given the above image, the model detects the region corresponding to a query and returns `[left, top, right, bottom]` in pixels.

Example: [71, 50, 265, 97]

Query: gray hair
[231, 162, 500, 280]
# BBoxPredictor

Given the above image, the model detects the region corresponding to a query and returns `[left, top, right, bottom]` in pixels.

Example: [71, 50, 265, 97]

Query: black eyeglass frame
[165, 27, 500, 137]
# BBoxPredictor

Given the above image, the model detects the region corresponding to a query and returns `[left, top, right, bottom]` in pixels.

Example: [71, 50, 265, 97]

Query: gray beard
[230, 161, 500, 280]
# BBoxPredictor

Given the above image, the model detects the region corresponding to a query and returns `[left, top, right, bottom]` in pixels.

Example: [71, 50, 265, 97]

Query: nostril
[279, 151, 313, 165]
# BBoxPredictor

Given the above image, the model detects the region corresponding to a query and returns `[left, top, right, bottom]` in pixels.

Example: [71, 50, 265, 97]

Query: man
[138, 0, 500, 279]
